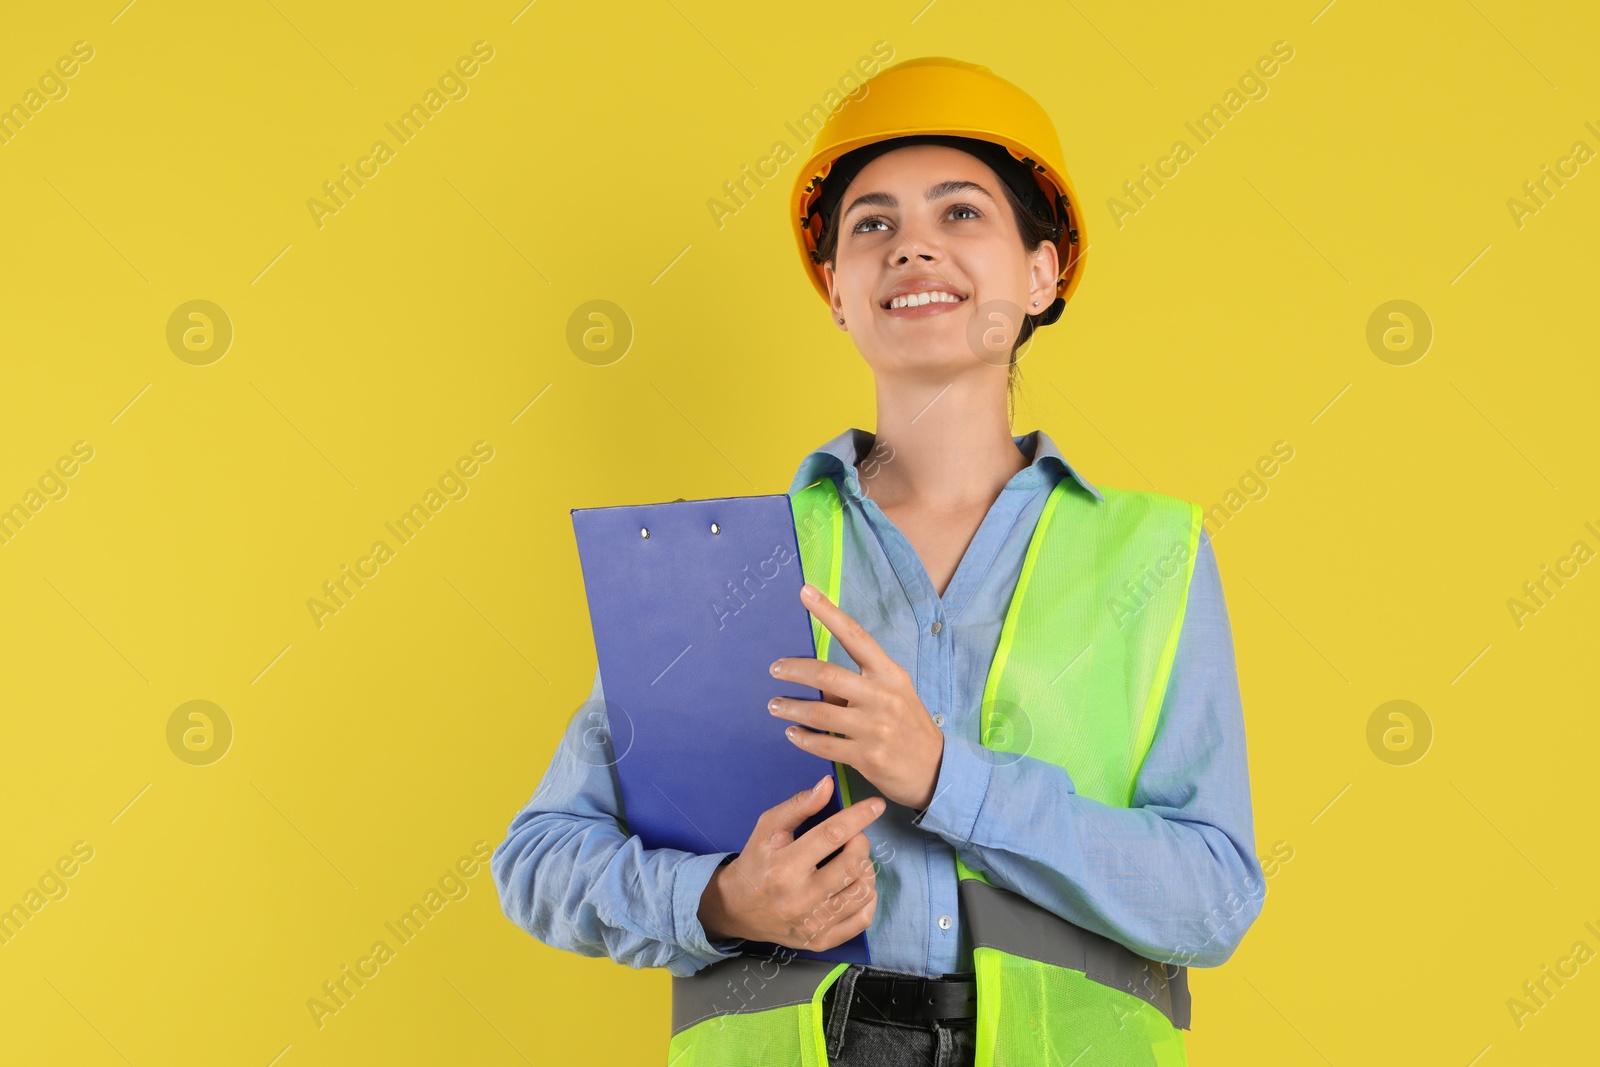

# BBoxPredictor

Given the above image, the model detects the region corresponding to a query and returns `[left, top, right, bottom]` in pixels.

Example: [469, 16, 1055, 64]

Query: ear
[822, 261, 844, 322]
[1028, 240, 1060, 312]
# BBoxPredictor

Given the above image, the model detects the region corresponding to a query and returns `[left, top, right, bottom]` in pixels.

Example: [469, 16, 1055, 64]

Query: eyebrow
[841, 179, 997, 223]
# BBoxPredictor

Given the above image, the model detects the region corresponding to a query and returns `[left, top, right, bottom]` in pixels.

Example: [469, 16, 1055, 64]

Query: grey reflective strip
[670, 955, 838, 1036]
[959, 879, 1192, 1030]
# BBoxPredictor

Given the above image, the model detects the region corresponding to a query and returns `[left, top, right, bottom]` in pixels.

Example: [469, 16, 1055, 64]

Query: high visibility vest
[668, 470, 1203, 1066]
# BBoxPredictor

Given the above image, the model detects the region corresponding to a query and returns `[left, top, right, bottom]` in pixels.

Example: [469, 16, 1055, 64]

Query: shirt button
[938, 915, 953, 930]
[930, 621, 942, 634]
[932, 713, 945, 727]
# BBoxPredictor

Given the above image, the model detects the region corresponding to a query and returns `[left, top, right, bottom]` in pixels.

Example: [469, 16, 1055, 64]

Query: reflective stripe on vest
[958, 878, 1190, 1030]
[671, 956, 847, 1036]
[669, 471, 1202, 1066]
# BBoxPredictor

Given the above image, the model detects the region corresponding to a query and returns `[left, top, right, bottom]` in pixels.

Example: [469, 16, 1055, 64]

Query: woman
[493, 58, 1264, 1067]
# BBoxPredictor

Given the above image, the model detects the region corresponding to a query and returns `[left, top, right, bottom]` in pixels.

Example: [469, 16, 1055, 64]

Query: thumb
[756, 774, 832, 852]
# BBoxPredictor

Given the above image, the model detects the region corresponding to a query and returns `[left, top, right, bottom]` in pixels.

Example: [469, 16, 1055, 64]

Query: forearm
[915, 738, 1262, 967]
[914, 529, 1265, 968]
[492, 807, 740, 976]
[491, 668, 745, 978]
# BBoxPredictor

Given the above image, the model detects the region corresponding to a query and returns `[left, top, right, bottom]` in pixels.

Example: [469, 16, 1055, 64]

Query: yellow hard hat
[792, 56, 1086, 326]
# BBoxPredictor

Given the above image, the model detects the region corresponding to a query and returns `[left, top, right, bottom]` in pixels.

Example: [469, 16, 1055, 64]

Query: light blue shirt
[492, 427, 1264, 979]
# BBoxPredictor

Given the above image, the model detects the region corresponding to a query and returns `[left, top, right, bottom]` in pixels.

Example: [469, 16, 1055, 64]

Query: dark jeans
[822, 965, 978, 1067]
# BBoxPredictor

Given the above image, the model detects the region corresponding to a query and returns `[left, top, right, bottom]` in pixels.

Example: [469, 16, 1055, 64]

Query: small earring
[836, 317, 845, 325]
[1032, 300, 1040, 306]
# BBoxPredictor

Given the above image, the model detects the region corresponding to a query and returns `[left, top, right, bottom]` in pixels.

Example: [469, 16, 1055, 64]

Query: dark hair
[813, 152, 1060, 415]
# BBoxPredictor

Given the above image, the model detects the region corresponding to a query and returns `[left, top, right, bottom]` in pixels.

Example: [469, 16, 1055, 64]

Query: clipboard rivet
[710, 523, 721, 535]
[640, 527, 650, 539]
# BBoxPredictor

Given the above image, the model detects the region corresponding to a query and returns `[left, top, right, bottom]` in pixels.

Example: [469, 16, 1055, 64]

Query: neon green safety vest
[668, 469, 1203, 1066]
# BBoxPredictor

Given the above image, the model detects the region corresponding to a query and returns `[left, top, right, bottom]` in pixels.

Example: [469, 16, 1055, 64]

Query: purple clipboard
[570, 491, 871, 966]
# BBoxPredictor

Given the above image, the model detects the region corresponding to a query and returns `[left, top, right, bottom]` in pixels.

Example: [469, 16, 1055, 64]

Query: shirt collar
[787, 427, 1104, 503]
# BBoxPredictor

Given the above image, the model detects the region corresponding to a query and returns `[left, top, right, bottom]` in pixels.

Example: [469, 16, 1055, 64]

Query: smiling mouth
[881, 291, 968, 310]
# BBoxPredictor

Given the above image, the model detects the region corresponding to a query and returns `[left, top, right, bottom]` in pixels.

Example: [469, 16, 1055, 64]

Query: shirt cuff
[912, 735, 993, 847]
[670, 851, 745, 974]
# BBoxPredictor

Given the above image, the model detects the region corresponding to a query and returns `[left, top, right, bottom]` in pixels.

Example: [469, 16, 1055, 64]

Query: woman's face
[821, 144, 1058, 374]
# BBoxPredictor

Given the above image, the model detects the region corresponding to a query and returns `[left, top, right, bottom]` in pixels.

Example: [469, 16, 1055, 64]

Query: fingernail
[814, 776, 826, 793]
[802, 584, 818, 601]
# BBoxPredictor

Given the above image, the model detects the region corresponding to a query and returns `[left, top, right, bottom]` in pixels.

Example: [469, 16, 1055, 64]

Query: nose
[889, 217, 944, 267]
[890, 241, 942, 275]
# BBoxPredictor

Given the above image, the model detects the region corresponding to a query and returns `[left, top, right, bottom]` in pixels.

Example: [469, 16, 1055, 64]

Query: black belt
[846, 971, 978, 1025]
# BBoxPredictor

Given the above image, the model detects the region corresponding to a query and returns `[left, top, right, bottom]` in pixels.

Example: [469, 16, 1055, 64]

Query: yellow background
[2, 0, 1597, 1063]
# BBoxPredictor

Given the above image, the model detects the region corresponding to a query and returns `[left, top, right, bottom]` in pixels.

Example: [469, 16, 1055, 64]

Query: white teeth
[888, 291, 963, 309]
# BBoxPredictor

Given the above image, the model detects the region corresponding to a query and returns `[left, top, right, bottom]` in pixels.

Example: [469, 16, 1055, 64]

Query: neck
[857, 374, 1027, 511]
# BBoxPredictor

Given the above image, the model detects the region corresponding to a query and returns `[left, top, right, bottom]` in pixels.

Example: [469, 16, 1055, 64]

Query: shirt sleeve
[912, 526, 1266, 968]
[490, 666, 748, 977]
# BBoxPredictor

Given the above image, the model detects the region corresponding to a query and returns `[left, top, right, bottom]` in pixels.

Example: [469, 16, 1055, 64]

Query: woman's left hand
[768, 583, 945, 811]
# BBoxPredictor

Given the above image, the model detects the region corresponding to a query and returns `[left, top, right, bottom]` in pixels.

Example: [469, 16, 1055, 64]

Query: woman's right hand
[698, 775, 883, 952]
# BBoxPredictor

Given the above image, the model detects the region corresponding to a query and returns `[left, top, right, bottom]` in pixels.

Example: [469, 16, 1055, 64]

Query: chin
[864, 336, 975, 370]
